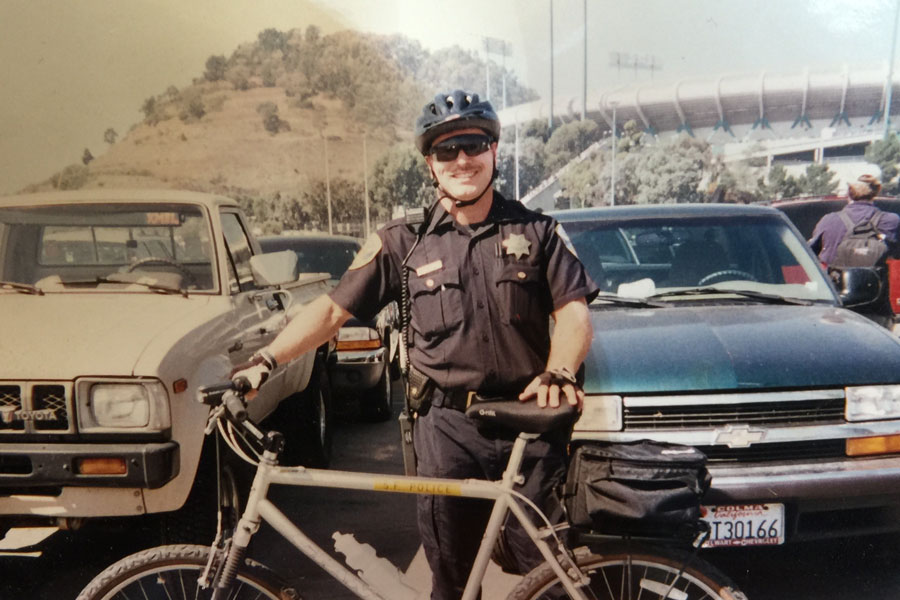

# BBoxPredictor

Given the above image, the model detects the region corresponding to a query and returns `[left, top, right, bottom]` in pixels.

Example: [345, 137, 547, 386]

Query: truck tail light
[336, 327, 382, 351]
[846, 434, 900, 457]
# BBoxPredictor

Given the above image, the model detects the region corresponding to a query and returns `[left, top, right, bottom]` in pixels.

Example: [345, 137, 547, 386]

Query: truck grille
[623, 389, 848, 463]
[699, 440, 847, 463]
[0, 382, 73, 434]
[624, 389, 845, 429]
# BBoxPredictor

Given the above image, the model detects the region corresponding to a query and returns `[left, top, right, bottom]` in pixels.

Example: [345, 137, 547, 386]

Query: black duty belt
[432, 388, 511, 411]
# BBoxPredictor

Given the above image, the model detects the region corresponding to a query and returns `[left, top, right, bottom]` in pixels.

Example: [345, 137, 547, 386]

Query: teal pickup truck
[557, 203, 900, 547]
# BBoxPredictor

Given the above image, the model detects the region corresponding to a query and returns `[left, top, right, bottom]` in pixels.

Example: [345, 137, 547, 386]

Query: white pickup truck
[0, 189, 332, 551]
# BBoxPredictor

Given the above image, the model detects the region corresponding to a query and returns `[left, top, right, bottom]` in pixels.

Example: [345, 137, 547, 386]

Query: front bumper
[0, 442, 179, 490]
[705, 455, 900, 541]
[329, 347, 386, 391]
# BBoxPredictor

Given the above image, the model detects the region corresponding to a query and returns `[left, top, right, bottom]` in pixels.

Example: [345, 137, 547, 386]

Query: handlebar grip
[232, 376, 253, 395]
[197, 381, 235, 406]
[223, 390, 248, 422]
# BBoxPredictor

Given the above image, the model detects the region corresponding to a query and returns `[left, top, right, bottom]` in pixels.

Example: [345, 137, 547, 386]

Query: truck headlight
[846, 385, 900, 422]
[76, 379, 172, 432]
[573, 395, 623, 431]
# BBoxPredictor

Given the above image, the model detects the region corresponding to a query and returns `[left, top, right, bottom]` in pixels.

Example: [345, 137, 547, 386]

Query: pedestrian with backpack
[809, 173, 900, 326]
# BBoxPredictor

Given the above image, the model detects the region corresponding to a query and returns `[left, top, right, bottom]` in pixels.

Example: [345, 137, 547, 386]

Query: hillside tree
[204, 55, 227, 82]
[865, 133, 900, 194]
[369, 146, 432, 217]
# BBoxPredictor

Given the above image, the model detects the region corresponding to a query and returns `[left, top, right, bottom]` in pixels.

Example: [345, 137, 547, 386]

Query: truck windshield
[0, 203, 216, 293]
[562, 213, 835, 303]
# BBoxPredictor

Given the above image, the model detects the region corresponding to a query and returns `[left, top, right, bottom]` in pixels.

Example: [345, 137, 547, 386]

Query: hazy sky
[1, 0, 897, 194]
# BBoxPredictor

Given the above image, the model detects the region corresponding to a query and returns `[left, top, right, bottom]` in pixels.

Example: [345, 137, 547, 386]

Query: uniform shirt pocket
[496, 263, 542, 325]
[408, 267, 464, 338]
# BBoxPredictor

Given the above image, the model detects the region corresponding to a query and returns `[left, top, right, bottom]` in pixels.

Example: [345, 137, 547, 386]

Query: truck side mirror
[836, 267, 882, 307]
[250, 250, 299, 286]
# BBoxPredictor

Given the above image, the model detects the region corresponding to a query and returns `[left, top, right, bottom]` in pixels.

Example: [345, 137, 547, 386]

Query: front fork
[200, 447, 277, 596]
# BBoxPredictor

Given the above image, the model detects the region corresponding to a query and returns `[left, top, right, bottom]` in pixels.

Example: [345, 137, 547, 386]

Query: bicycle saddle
[464, 399, 578, 434]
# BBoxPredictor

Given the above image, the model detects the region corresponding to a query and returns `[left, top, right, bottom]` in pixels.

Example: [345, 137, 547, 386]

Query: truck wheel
[156, 454, 242, 546]
[360, 365, 392, 422]
[274, 356, 333, 468]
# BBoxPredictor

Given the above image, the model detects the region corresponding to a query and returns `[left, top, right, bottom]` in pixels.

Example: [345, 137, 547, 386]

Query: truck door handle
[228, 340, 243, 353]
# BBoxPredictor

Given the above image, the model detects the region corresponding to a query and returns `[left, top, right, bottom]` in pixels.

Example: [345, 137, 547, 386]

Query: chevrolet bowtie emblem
[502, 233, 531, 259]
[713, 424, 766, 448]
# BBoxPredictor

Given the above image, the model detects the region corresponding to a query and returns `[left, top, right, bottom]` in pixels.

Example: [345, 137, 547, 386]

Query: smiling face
[425, 127, 498, 203]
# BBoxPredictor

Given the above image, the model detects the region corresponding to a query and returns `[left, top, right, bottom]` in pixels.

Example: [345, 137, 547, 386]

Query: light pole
[323, 134, 333, 235]
[548, 0, 554, 130]
[363, 134, 370, 236]
[582, 0, 587, 121]
[885, 0, 900, 138]
[610, 102, 618, 206]
[514, 116, 520, 201]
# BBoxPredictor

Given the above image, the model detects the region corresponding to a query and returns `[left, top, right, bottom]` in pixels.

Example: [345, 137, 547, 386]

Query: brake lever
[205, 405, 226, 435]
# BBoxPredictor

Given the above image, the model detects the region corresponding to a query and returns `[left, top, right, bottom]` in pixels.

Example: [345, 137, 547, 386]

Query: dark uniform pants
[414, 404, 568, 600]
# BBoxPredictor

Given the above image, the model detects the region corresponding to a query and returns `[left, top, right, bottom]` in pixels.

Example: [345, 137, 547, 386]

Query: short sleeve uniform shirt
[329, 192, 598, 394]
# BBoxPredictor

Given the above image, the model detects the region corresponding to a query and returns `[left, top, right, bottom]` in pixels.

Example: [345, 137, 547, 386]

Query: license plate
[701, 503, 785, 547]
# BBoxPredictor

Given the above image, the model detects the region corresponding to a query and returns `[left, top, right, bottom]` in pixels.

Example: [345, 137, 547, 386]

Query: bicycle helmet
[415, 90, 501, 155]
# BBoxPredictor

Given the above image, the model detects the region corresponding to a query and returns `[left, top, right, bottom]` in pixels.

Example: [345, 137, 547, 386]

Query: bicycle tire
[75, 544, 298, 600]
[507, 542, 747, 600]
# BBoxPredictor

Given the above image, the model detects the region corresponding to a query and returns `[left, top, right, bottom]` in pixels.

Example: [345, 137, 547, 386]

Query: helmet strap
[429, 165, 498, 208]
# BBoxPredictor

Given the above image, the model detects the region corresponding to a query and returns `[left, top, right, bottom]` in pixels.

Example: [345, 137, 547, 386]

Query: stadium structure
[498, 64, 899, 210]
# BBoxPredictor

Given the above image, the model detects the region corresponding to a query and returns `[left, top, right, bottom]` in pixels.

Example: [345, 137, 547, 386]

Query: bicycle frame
[226, 432, 589, 600]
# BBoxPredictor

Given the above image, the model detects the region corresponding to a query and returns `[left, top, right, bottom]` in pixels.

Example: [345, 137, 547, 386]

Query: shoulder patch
[348, 233, 383, 270]
[555, 223, 579, 258]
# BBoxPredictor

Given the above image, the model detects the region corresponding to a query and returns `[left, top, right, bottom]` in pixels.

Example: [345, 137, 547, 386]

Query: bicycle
[76, 380, 747, 600]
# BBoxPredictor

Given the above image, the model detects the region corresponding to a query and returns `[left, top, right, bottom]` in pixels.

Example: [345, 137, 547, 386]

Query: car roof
[0, 188, 239, 209]
[551, 203, 783, 222]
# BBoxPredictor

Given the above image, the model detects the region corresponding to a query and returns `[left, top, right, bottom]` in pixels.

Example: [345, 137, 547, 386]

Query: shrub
[204, 55, 227, 81]
[56, 164, 89, 190]
[263, 113, 290, 134]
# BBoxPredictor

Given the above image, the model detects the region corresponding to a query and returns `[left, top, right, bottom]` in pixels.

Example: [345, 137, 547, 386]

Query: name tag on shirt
[416, 260, 443, 276]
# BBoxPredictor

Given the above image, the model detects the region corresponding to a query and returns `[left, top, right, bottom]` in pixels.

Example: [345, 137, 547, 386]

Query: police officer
[234, 90, 597, 599]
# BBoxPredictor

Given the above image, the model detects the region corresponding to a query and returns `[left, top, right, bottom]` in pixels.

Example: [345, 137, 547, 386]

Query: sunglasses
[429, 134, 493, 162]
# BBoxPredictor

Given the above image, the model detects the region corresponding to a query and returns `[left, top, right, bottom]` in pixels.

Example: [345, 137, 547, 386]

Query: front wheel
[507, 544, 746, 600]
[76, 544, 296, 600]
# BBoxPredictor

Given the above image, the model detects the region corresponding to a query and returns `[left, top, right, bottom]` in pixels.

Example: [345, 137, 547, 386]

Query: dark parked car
[556, 203, 900, 546]
[259, 234, 397, 421]
[773, 195, 900, 331]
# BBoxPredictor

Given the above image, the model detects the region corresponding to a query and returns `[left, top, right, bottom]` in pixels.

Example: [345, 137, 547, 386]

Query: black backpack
[831, 210, 889, 268]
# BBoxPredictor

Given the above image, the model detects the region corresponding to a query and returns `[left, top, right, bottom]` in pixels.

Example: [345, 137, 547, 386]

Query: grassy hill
[25, 27, 536, 233]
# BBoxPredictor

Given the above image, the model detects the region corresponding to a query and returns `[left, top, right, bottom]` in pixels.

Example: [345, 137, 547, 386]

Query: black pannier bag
[562, 440, 712, 536]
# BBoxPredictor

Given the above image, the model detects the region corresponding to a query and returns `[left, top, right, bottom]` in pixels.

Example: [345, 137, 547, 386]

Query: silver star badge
[502, 233, 531, 259]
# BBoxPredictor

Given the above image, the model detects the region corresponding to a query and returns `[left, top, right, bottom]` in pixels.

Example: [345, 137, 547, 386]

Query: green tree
[626, 135, 711, 204]
[543, 120, 602, 173]
[796, 163, 839, 195]
[865, 133, 900, 193]
[559, 155, 609, 208]
[496, 135, 548, 200]
[258, 28, 287, 53]
[305, 178, 366, 229]
[369, 146, 432, 218]
[204, 55, 227, 82]
[762, 164, 800, 200]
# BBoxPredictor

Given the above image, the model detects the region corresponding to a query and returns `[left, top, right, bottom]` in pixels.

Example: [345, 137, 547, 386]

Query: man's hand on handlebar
[518, 367, 584, 410]
[229, 349, 277, 400]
